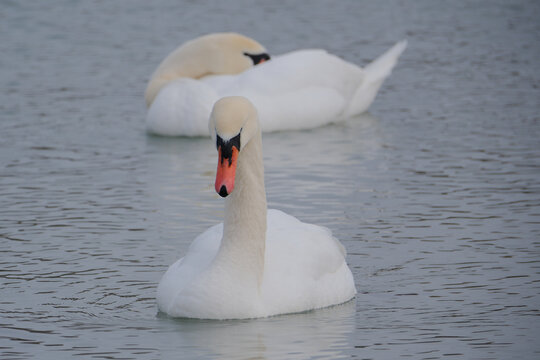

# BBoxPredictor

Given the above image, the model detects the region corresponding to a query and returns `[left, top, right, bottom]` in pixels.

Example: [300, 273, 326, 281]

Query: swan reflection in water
[157, 299, 356, 360]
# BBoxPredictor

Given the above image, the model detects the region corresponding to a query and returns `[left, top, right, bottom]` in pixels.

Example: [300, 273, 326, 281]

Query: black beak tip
[219, 185, 229, 198]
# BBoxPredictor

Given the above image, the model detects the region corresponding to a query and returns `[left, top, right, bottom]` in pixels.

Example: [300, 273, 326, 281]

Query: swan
[156, 96, 357, 319]
[145, 32, 407, 137]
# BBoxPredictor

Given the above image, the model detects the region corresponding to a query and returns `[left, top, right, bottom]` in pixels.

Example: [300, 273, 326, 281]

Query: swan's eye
[243, 52, 271, 65]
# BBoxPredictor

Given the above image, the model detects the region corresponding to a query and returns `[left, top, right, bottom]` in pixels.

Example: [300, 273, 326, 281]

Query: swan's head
[209, 96, 260, 198]
[204, 32, 271, 75]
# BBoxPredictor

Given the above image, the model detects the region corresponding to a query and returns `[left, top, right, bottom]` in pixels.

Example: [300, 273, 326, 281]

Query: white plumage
[157, 209, 356, 319]
[156, 97, 356, 319]
[146, 33, 407, 136]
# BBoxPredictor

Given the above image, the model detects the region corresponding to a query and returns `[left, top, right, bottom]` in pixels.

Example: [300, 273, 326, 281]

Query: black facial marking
[243, 52, 271, 65]
[216, 133, 241, 165]
[218, 185, 229, 198]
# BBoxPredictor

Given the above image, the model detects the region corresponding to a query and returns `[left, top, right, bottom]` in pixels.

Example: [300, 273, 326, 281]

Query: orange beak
[215, 146, 239, 197]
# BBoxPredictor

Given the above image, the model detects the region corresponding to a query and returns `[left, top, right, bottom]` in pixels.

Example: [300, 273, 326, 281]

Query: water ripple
[1, 0, 540, 359]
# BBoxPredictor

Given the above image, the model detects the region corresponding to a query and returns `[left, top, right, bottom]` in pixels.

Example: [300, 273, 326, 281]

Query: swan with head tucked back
[145, 32, 407, 137]
[156, 96, 357, 319]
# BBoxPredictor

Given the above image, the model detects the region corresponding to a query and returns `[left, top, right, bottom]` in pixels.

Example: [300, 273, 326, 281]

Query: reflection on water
[157, 301, 356, 360]
[1, 0, 540, 359]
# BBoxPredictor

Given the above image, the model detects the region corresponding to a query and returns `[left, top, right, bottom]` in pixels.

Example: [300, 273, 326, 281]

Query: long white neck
[215, 132, 267, 286]
[145, 56, 208, 107]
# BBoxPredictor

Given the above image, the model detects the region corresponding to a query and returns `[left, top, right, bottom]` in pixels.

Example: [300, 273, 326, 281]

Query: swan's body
[156, 97, 356, 319]
[145, 33, 407, 137]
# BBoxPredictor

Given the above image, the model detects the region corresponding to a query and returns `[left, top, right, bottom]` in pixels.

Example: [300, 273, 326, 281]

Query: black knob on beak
[219, 185, 229, 198]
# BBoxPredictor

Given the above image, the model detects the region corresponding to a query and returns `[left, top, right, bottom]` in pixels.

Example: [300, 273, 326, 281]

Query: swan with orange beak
[156, 96, 356, 319]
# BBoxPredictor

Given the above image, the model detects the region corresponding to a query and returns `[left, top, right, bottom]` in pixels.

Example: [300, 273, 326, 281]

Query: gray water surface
[1, 1, 540, 359]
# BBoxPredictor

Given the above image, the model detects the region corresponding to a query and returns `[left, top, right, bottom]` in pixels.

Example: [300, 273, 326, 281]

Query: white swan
[146, 32, 407, 137]
[156, 96, 356, 319]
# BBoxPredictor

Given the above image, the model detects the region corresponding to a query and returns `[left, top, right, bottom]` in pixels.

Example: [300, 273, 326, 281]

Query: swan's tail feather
[364, 40, 407, 82]
[345, 40, 407, 117]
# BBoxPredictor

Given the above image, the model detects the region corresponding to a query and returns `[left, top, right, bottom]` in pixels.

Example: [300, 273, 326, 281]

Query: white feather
[156, 97, 357, 319]
[146, 37, 407, 136]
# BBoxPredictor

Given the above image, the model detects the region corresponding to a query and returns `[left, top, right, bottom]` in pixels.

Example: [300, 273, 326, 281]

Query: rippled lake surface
[1, 1, 539, 359]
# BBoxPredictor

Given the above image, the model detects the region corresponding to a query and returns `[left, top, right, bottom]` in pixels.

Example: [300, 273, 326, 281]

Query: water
[1, 0, 539, 359]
